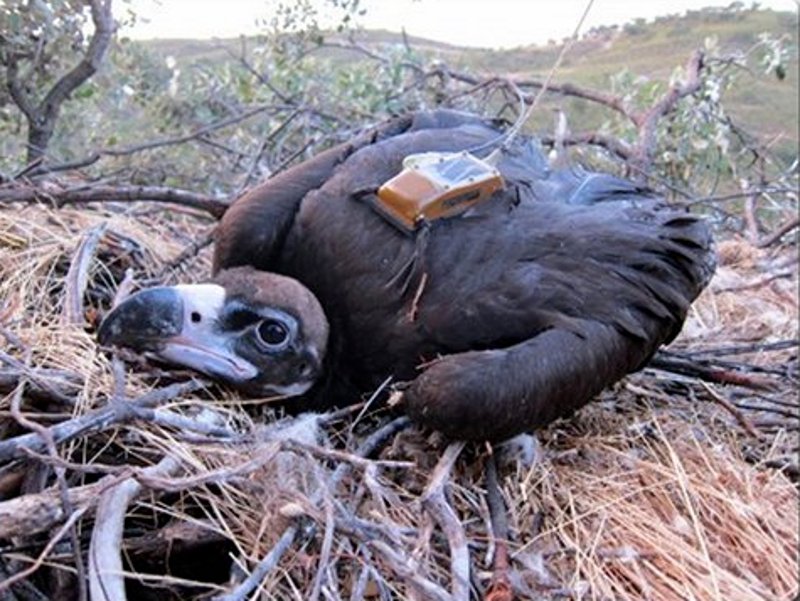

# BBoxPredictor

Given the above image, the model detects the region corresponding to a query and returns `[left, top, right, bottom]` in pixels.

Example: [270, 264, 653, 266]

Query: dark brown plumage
[98, 110, 715, 441]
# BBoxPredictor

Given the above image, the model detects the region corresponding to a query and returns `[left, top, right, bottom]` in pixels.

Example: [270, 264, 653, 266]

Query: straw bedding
[0, 201, 796, 600]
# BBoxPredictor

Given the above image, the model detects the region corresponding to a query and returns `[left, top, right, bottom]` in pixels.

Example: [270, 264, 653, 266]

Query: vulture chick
[99, 110, 715, 441]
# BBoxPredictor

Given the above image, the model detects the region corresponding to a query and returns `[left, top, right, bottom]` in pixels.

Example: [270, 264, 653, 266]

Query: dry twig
[0, 182, 227, 218]
[88, 455, 183, 601]
[62, 223, 107, 326]
[0, 380, 207, 463]
[484, 452, 513, 601]
[420, 441, 470, 601]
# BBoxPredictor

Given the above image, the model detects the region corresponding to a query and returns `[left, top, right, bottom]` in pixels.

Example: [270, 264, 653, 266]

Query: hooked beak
[98, 284, 258, 382]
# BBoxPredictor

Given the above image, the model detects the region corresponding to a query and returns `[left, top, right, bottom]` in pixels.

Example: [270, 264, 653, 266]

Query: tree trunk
[27, 117, 57, 164]
[6, 0, 115, 166]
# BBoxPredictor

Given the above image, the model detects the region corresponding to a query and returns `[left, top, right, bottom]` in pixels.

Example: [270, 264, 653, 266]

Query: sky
[124, 0, 797, 49]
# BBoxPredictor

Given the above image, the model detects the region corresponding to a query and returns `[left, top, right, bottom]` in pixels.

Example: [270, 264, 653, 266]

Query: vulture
[98, 110, 715, 442]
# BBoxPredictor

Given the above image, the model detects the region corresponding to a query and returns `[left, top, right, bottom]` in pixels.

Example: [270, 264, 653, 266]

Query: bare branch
[89, 455, 182, 601]
[0, 350, 83, 405]
[5, 58, 37, 121]
[0, 506, 88, 594]
[754, 216, 799, 248]
[319, 39, 710, 181]
[484, 452, 513, 601]
[428, 65, 635, 124]
[213, 416, 411, 601]
[62, 223, 108, 326]
[649, 352, 778, 391]
[9, 0, 116, 162]
[0, 380, 207, 463]
[9, 354, 88, 601]
[0, 477, 106, 540]
[238, 108, 302, 192]
[24, 103, 275, 178]
[39, 0, 115, 126]
[97, 104, 275, 158]
[0, 182, 228, 218]
[369, 539, 453, 601]
[631, 50, 705, 175]
[420, 441, 469, 601]
[214, 525, 300, 601]
[541, 131, 634, 160]
[697, 382, 760, 438]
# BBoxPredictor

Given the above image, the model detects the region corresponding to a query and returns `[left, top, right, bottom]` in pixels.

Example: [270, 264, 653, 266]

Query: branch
[0, 182, 228, 218]
[0, 355, 83, 406]
[420, 441, 469, 601]
[682, 339, 798, 359]
[432, 66, 634, 124]
[88, 455, 182, 601]
[62, 223, 107, 326]
[222, 40, 294, 104]
[433, 50, 708, 179]
[310, 36, 425, 76]
[238, 108, 302, 192]
[541, 131, 634, 160]
[0, 506, 88, 594]
[8, 0, 116, 162]
[38, 0, 115, 126]
[4, 58, 37, 121]
[212, 416, 411, 601]
[649, 352, 777, 391]
[321, 512, 452, 601]
[91, 103, 274, 158]
[715, 269, 795, 293]
[698, 382, 760, 437]
[8, 358, 89, 600]
[367, 540, 452, 601]
[0, 405, 238, 542]
[484, 452, 513, 601]
[213, 525, 299, 601]
[310, 38, 635, 127]
[631, 50, 705, 174]
[553, 81, 630, 121]
[754, 216, 799, 248]
[0, 380, 207, 463]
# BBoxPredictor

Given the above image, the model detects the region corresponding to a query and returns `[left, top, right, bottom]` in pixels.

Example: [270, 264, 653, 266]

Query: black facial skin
[214, 300, 322, 396]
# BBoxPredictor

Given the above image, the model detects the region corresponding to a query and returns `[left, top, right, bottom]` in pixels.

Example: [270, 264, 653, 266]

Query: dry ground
[0, 202, 797, 600]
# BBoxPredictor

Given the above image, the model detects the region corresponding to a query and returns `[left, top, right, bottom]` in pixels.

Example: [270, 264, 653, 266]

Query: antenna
[373, 0, 596, 232]
[483, 0, 596, 163]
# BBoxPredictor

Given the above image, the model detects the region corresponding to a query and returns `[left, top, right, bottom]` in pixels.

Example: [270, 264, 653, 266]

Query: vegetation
[1, 2, 797, 199]
[0, 0, 119, 162]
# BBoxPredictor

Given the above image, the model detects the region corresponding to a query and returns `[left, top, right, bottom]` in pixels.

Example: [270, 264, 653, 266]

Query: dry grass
[0, 202, 797, 600]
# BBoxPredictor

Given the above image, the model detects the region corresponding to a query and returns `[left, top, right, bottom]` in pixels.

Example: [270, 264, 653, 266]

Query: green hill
[136, 6, 797, 156]
[459, 8, 798, 152]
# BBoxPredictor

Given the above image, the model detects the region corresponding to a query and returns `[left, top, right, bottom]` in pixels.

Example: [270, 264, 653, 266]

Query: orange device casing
[375, 152, 504, 232]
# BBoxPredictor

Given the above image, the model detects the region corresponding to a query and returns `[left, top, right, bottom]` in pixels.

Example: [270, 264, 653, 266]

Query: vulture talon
[98, 110, 715, 442]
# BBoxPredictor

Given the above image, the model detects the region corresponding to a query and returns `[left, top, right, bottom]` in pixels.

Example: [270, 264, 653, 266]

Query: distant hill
[136, 7, 798, 157]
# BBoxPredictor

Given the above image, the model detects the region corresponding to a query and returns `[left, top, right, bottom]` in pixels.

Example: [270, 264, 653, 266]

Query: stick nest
[0, 202, 797, 601]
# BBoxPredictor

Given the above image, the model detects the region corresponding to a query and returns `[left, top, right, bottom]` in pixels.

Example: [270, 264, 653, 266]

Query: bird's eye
[255, 319, 290, 349]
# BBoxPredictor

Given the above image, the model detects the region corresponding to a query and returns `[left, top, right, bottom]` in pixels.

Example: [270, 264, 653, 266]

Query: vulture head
[97, 110, 715, 442]
[99, 267, 329, 398]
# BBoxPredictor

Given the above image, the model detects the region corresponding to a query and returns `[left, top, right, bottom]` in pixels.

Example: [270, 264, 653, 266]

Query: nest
[0, 201, 797, 601]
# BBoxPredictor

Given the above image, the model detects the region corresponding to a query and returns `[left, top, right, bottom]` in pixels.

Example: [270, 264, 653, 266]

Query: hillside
[137, 7, 798, 158]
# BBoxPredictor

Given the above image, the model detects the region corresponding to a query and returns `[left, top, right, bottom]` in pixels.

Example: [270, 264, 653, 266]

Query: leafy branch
[2, 0, 116, 164]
